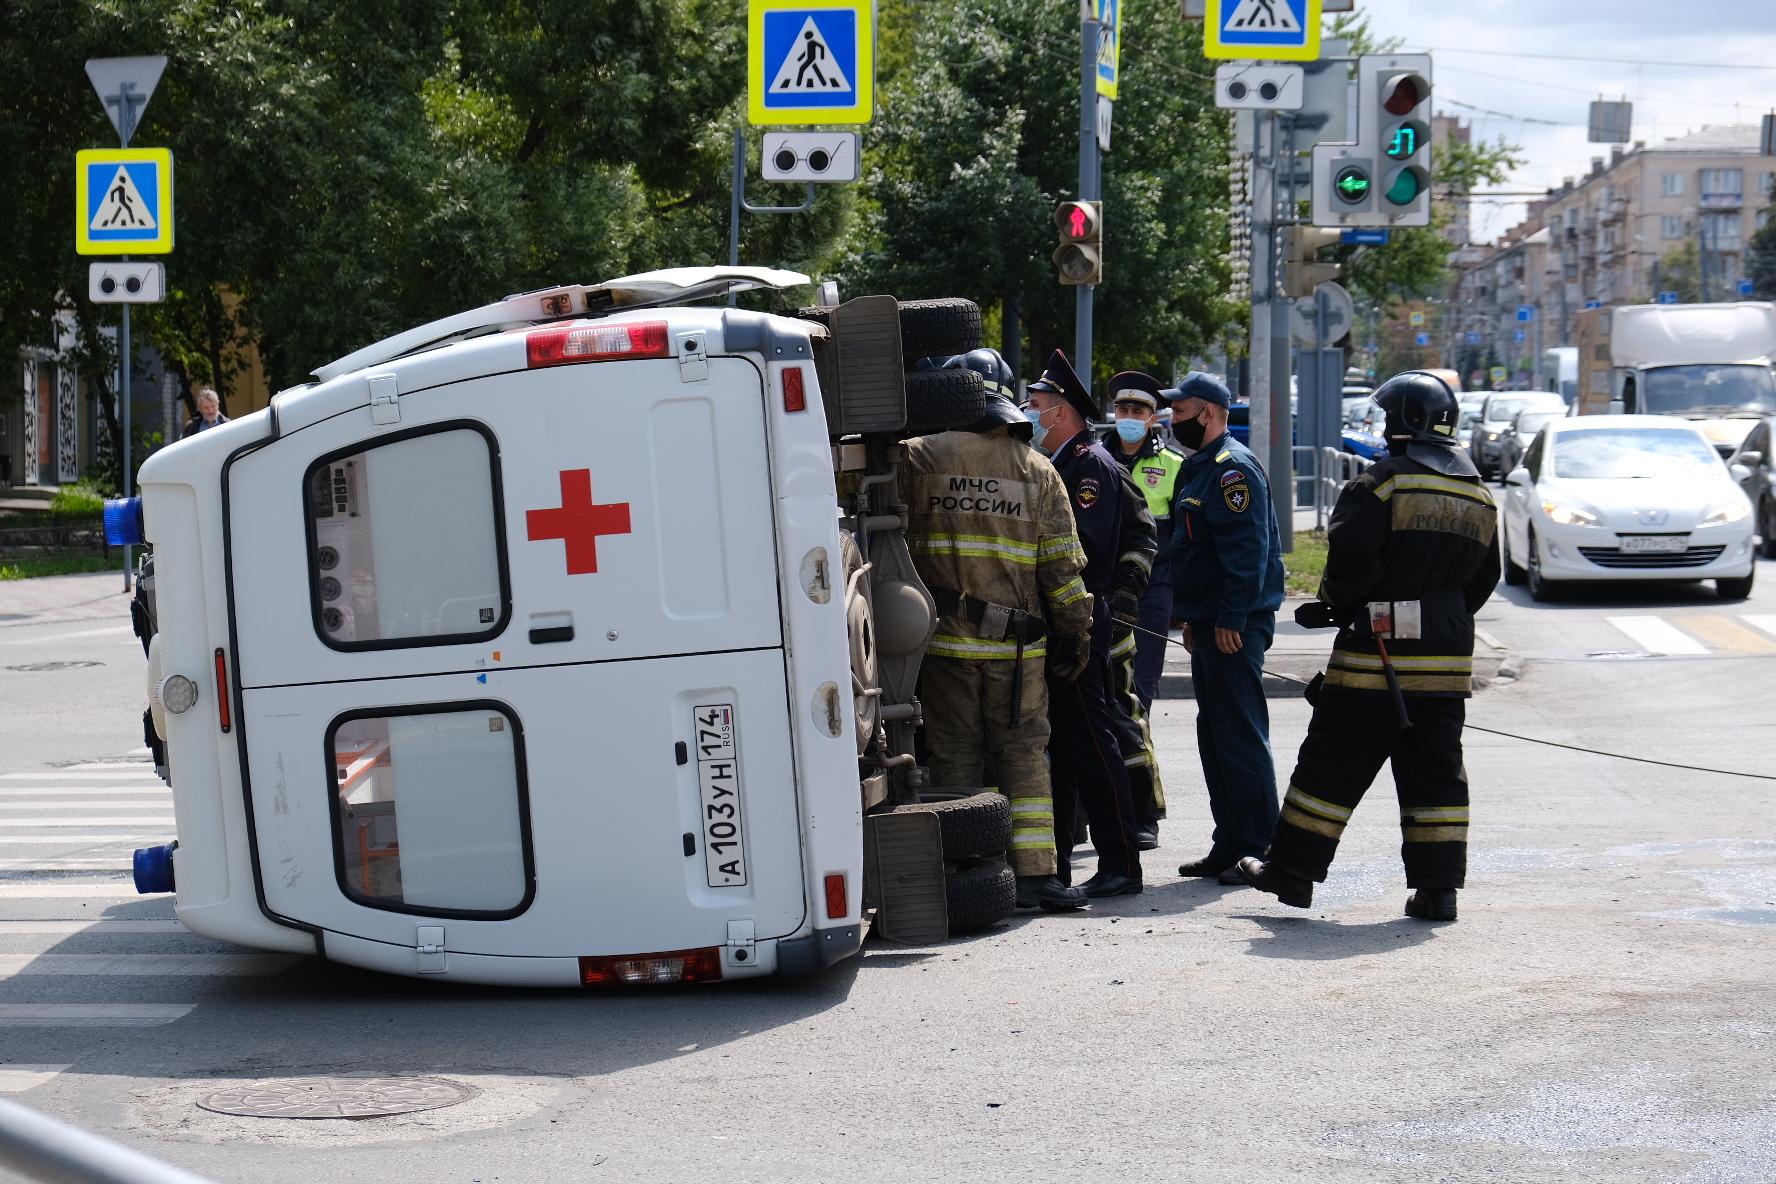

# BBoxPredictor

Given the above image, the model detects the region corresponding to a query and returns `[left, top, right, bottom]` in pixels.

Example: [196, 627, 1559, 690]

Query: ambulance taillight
[526, 321, 671, 369]
[578, 947, 723, 987]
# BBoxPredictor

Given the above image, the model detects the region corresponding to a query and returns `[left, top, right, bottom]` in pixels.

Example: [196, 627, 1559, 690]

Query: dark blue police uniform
[1170, 429, 1286, 867]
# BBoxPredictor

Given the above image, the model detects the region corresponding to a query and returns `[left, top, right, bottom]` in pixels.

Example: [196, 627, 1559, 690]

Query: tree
[1655, 240, 1705, 303]
[1745, 217, 1776, 300]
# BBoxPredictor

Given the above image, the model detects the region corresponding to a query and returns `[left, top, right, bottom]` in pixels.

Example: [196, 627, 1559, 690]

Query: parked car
[1494, 407, 1567, 480]
[1341, 401, 1389, 462]
[1470, 391, 1565, 479]
[1728, 415, 1776, 559]
[1499, 415, 1757, 602]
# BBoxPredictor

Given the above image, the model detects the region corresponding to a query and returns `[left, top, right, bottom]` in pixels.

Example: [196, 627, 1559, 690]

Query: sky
[1351, 0, 1776, 243]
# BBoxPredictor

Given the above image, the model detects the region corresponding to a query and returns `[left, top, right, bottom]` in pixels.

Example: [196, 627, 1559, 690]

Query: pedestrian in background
[1239, 371, 1499, 922]
[182, 388, 228, 438]
[1165, 372, 1284, 885]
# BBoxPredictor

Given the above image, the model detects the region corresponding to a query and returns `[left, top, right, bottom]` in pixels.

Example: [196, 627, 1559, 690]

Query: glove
[1294, 600, 1347, 630]
[1109, 587, 1142, 635]
[1049, 630, 1091, 681]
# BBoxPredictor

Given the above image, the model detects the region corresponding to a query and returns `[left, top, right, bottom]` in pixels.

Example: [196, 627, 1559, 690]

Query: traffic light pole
[1247, 110, 1273, 502]
[1270, 114, 1297, 552]
[1076, 12, 1100, 388]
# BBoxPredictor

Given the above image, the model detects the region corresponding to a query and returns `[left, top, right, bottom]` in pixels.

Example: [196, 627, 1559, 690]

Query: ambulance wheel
[902, 368, 988, 436]
[905, 789, 1011, 861]
[945, 858, 1017, 934]
[898, 298, 982, 362]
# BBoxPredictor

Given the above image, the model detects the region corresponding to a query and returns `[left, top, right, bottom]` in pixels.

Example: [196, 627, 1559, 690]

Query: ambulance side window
[305, 423, 510, 649]
[329, 704, 534, 918]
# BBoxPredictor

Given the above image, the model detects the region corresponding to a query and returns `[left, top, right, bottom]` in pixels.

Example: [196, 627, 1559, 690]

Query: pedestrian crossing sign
[76, 147, 173, 255]
[1204, 0, 1321, 62]
[748, 0, 874, 125]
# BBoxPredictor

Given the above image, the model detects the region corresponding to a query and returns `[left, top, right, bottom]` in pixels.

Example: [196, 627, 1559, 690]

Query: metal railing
[0, 1098, 218, 1184]
[1291, 445, 1370, 532]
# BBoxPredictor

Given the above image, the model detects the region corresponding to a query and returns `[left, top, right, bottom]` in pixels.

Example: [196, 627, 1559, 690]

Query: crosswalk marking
[46, 761, 155, 771]
[0, 835, 157, 845]
[0, 880, 163, 898]
[0, 857, 134, 871]
[0, 788, 169, 797]
[0, 1065, 73, 1093]
[0, 920, 184, 935]
[1673, 614, 1776, 654]
[1604, 616, 1711, 655]
[1745, 614, 1776, 642]
[0, 801, 171, 810]
[0, 954, 297, 977]
[0, 1004, 194, 1027]
[0, 771, 163, 782]
[1, 817, 174, 828]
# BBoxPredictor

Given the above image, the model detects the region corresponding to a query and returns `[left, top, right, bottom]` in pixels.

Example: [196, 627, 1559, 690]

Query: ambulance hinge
[415, 925, 447, 974]
[369, 374, 401, 425]
[724, 919, 756, 970]
[676, 331, 709, 383]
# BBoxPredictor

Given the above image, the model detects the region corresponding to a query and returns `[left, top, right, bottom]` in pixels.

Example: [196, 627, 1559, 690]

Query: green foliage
[1745, 218, 1776, 301]
[1655, 239, 1706, 303]
[0, 554, 121, 581]
[48, 480, 106, 516]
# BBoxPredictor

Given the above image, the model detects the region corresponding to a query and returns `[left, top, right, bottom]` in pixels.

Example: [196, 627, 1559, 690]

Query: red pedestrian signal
[1053, 200, 1103, 286]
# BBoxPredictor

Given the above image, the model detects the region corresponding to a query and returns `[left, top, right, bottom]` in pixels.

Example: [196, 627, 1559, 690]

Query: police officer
[902, 350, 1092, 912]
[1238, 372, 1500, 922]
[1024, 350, 1155, 897]
[1165, 372, 1285, 885]
[1101, 371, 1186, 847]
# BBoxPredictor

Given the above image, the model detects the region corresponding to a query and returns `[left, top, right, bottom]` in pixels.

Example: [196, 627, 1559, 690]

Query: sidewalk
[0, 571, 132, 629]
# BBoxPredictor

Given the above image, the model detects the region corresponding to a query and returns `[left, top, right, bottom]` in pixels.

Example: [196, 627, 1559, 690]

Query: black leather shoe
[1405, 888, 1457, 921]
[1235, 856, 1313, 908]
[1016, 875, 1089, 912]
[1215, 866, 1247, 885]
[1081, 870, 1144, 898]
[1177, 855, 1236, 878]
[1134, 829, 1159, 851]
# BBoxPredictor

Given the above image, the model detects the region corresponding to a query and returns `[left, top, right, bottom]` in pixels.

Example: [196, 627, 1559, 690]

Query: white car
[1500, 415, 1757, 602]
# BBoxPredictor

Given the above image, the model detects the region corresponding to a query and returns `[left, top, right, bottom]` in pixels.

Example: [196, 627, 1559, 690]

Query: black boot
[1080, 869, 1143, 898]
[1405, 888, 1457, 921]
[1016, 875, 1089, 912]
[1235, 856, 1313, 909]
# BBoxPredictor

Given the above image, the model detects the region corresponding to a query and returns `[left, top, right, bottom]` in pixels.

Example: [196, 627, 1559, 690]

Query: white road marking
[53, 761, 155, 771]
[0, 817, 175, 827]
[0, 836, 153, 845]
[1604, 615, 1710, 656]
[0, 920, 184, 935]
[0, 624, 133, 645]
[0, 954, 296, 977]
[126, 748, 151, 757]
[0, 858, 134, 871]
[0, 802, 171, 812]
[0, 1004, 194, 1027]
[0, 771, 165, 781]
[0, 880, 164, 898]
[0, 1065, 73, 1093]
[1744, 615, 1776, 641]
[0, 788, 168, 797]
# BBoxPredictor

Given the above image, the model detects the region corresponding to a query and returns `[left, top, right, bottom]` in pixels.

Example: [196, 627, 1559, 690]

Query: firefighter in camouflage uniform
[901, 350, 1094, 912]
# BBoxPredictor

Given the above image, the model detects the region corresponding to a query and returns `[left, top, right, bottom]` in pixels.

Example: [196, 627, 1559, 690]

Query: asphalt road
[2, 560, 1774, 1183]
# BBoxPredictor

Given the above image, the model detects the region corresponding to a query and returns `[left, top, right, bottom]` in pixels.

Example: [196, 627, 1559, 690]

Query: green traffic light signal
[1385, 167, 1424, 206]
[1335, 166, 1371, 203]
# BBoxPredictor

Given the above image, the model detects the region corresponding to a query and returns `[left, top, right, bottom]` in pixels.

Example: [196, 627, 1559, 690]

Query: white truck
[1578, 302, 1776, 456]
[111, 267, 1023, 987]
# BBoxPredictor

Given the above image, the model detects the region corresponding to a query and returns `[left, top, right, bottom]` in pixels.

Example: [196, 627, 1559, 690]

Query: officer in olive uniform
[1024, 350, 1156, 897]
[901, 350, 1094, 912]
[1165, 373, 1285, 884]
[1239, 372, 1500, 922]
[1102, 371, 1186, 847]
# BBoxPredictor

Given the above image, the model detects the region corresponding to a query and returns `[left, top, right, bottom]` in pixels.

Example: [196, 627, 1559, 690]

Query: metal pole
[1248, 110, 1272, 476]
[0, 1097, 218, 1184]
[727, 127, 744, 307]
[117, 96, 138, 591]
[1270, 112, 1293, 553]
[1076, 12, 1099, 389]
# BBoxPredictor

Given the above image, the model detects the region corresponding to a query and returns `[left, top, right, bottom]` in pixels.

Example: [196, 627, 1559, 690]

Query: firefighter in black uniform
[1024, 350, 1156, 897]
[1238, 371, 1500, 922]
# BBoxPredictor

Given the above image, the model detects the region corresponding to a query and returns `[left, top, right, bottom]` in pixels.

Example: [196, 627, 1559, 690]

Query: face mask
[1024, 406, 1052, 452]
[1115, 418, 1149, 444]
[1173, 412, 1209, 452]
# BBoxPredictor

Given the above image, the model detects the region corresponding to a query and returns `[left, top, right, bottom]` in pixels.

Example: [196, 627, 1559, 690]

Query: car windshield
[1485, 398, 1539, 423]
[1552, 428, 1721, 479]
[1458, 409, 1482, 432]
[1642, 364, 1776, 417]
[1515, 411, 1562, 436]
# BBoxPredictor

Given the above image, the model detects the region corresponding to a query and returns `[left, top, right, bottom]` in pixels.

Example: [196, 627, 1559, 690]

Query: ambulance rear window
[305, 423, 510, 649]
[329, 703, 534, 918]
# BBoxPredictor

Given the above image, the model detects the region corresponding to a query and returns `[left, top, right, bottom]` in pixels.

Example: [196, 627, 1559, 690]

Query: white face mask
[1115, 418, 1149, 443]
[1024, 403, 1058, 452]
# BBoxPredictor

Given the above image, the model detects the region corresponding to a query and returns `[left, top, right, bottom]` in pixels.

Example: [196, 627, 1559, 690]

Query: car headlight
[1541, 499, 1599, 527]
[1484, 430, 1500, 442]
[1698, 499, 1751, 527]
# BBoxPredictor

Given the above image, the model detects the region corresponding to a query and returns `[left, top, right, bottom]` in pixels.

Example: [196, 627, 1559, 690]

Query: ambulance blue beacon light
[133, 843, 176, 895]
[103, 496, 145, 546]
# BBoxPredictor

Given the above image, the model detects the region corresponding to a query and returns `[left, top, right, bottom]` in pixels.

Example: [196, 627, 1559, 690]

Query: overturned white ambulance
[118, 267, 1022, 986]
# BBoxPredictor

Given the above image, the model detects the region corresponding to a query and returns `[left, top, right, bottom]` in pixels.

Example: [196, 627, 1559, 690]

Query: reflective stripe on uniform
[1009, 796, 1056, 849]
[907, 533, 1039, 565]
[1371, 473, 1497, 506]
[927, 634, 1049, 661]
[1119, 550, 1153, 572]
[1403, 826, 1468, 843]
[1110, 631, 1136, 659]
[1404, 806, 1469, 823]
[1330, 650, 1474, 673]
[1323, 668, 1473, 694]
[1038, 536, 1085, 561]
[1047, 575, 1089, 607]
[1280, 785, 1351, 840]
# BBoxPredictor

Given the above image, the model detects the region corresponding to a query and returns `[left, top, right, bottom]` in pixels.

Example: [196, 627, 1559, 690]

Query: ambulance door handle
[528, 610, 573, 644]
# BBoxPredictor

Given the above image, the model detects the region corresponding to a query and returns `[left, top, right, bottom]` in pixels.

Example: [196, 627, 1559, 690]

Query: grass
[49, 480, 108, 516]
[0, 554, 122, 581]
[1284, 529, 1328, 597]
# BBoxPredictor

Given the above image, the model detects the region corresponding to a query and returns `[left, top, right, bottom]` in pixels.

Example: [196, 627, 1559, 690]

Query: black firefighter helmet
[1373, 370, 1477, 477]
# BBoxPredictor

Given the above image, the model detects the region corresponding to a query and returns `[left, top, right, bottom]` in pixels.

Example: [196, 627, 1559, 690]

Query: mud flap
[864, 809, 948, 944]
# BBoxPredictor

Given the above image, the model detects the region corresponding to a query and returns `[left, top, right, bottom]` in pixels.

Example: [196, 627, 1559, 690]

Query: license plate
[1619, 535, 1688, 554]
[692, 703, 747, 887]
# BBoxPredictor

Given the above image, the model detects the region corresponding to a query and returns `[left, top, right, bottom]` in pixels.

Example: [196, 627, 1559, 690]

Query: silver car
[1470, 391, 1565, 480]
[1495, 407, 1567, 481]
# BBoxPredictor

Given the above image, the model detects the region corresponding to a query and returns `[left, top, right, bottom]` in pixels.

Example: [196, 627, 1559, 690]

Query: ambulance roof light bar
[311, 266, 812, 383]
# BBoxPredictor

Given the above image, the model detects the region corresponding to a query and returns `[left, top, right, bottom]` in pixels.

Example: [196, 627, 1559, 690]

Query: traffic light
[1373, 59, 1432, 225]
[1053, 200, 1103, 286]
[1280, 226, 1342, 298]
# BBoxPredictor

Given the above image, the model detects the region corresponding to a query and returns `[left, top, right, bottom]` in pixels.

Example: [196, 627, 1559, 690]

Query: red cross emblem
[525, 469, 633, 575]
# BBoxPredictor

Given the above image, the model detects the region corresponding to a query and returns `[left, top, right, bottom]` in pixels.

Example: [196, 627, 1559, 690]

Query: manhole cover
[198, 1076, 474, 1119]
[6, 660, 103, 672]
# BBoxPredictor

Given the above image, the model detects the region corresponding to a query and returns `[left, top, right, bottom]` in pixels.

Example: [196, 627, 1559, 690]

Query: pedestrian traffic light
[1053, 200, 1103, 286]
[1368, 56, 1432, 227]
[1280, 226, 1343, 298]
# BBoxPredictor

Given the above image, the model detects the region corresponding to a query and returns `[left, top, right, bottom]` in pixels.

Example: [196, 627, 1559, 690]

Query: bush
[49, 480, 106, 517]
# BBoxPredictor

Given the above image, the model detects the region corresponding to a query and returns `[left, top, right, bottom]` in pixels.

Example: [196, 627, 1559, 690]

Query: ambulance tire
[902, 368, 988, 436]
[898, 298, 982, 361]
[945, 858, 1017, 934]
[909, 789, 1011, 862]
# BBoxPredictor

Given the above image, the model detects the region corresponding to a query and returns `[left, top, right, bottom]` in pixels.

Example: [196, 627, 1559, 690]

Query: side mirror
[1734, 449, 1763, 469]
[1505, 467, 1529, 487]
[1730, 463, 1753, 484]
